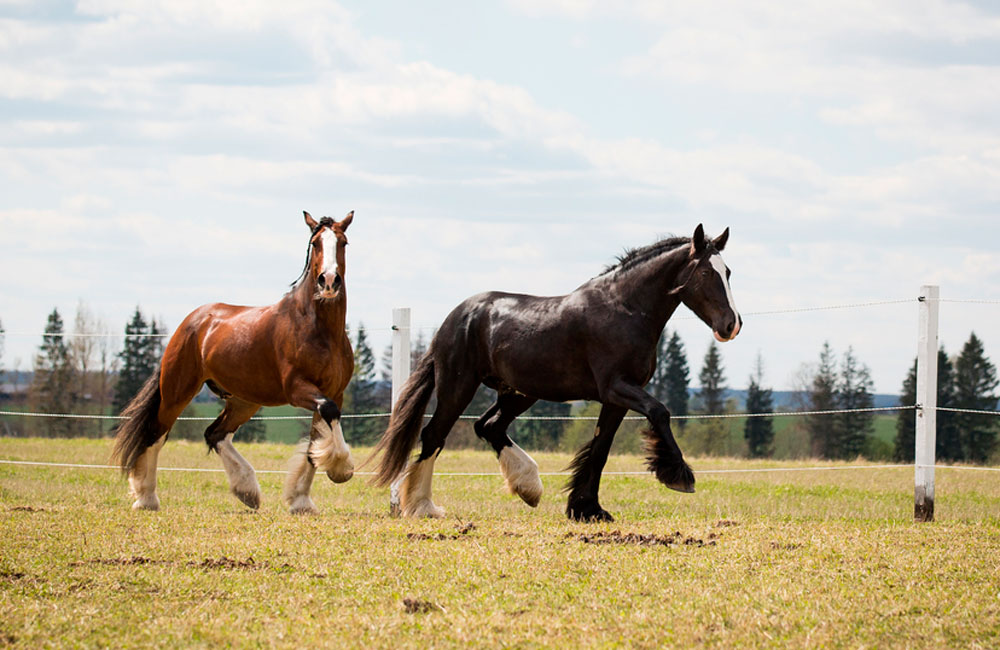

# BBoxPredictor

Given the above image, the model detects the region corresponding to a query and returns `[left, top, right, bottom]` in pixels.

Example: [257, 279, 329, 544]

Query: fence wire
[0, 405, 919, 422]
[2, 458, 998, 476]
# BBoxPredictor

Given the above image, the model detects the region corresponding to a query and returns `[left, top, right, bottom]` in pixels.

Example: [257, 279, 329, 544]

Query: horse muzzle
[713, 315, 742, 342]
[315, 272, 343, 299]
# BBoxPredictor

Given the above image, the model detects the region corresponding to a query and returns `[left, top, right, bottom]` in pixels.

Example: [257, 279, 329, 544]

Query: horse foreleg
[128, 434, 166, 510]
[565, 404, 626, 522]
[604, 379, 695, 494]
[283, 386, 353, 514]
[308, 404, 354, 483]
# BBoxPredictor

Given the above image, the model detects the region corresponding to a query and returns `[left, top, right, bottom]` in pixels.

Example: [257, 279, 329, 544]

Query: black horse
[370, 224, 741, 521]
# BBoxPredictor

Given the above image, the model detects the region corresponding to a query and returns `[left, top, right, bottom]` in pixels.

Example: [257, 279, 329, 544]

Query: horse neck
[290, 279, 347, 338]
[602, 247, 688, 327]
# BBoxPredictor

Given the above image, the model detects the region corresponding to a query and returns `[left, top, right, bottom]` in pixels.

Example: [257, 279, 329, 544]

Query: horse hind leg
[205, 397, 263, 510]
[400, 376, 480, 518]
[129, 434, 166, 510]
[475, 392, 542, 507]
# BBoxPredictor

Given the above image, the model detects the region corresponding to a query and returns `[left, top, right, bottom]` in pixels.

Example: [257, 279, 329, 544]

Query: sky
[2, 0, 1000, 394]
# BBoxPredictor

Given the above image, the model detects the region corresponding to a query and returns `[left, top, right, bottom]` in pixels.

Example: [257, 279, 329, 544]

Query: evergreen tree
[649, 330, 689, 427]
[744, 352, 774, 458]
[236, 415, 267, 443]
[663, 330, 690, 428]
[343, 323, 380, 445]
[114, 307, 161, 413]
[807, 342, 840, 458]
[514, 400, 571, 450]
[649, 330, 671, 403]
[697, 341, 726, 415]
[953, 332, 999, 462]
[411, 329, 429, 368]
[894, 359, 917, 462]
[834, 347, 874, 459]
[30, 308, 78, 436]
[896, 348, 961, 462]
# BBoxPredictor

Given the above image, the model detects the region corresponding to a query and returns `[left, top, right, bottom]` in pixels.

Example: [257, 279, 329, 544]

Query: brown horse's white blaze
[111, 210, 355, 513]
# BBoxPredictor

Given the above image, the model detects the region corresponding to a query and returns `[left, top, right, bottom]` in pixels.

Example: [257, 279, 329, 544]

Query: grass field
[2, 438, 999, 648]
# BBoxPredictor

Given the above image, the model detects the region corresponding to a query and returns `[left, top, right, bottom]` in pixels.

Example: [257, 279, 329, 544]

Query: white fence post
[389, 307, 411, 516]
[915, 285, 939, 522]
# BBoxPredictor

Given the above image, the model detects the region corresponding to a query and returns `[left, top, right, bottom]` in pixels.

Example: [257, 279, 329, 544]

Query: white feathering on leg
[216, 433, 262, 509]
[400, 456, 445, 518]
[128, 435, 165, 511]
[498, 442, 543, 507]
[309, 418, 354, 483]
[284, 440, 318, 514]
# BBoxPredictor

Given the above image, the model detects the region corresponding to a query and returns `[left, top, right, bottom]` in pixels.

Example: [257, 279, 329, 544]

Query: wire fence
[3, 293, 1000, 480]
[2, 458, 998, 477]
[0, 404, 919, 422]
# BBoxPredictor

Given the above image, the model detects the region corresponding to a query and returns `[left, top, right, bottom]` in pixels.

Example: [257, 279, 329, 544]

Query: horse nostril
[317, 273, 326, 286]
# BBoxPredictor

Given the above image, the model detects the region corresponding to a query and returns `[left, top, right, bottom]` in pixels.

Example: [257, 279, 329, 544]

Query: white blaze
[710, 254, 740, 339]
[319, 229, 339, 278]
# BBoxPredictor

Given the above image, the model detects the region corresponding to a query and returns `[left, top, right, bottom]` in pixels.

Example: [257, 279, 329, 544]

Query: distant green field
[2, 438, 998, 648]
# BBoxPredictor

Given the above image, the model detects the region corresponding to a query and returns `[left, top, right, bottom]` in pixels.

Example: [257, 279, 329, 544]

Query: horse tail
[367, 354, 435, 487]
[111, 370, 164, 474]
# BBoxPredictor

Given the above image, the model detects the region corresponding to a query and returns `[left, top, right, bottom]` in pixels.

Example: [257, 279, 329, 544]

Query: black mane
[599, 236, 690, 277]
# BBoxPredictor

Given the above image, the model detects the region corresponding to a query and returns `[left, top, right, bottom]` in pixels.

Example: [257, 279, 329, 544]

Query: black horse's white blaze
[709, 253, 741, 342]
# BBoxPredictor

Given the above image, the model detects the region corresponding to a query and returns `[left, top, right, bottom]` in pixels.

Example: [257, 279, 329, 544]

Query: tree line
[2, 306, 998, 464]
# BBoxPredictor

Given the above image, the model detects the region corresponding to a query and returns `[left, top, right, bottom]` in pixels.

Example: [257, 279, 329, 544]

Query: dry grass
[1, 437, 999, 648]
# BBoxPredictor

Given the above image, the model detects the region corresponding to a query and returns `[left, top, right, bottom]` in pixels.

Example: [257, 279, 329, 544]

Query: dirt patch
[69, 556, 162, 567]
[715, 519, 740, 527]
[769, 542, 802, 550]
[189, 556, 295, 572]
[0, 631, 16, 646]
[0, 571, 26, 581]
[567, 530, 717, 548]
[191, 556, 260, 570]
[407, 521, 477, 541]
[402, 597, 441, 614]
[8, 506, 45, 513]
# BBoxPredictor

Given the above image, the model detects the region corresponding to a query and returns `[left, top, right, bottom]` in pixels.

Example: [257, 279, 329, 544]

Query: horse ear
[713, 227, 730, 251]
[304, 211, 318, 230]
[690, 223, 707, 256]
[339, 210, 354, 231]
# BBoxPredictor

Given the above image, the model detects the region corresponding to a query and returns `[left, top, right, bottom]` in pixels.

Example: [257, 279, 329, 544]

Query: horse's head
[304, 210, 353, 301]
[676, 224, 742, 342]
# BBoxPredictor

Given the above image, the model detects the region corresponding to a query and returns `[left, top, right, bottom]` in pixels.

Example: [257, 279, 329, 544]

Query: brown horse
[112, 211, 355, 513]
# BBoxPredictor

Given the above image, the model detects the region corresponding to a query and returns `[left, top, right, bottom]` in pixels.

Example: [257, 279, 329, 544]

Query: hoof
[567, 500, 615, 523]
[131, 494, 160, 511]
[233, 488, 261, 510]
[288, 495, 318, 515]
[403, 498, 446, 519]
[326, 467, 354, 484]
[653, 460, 696, 494]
